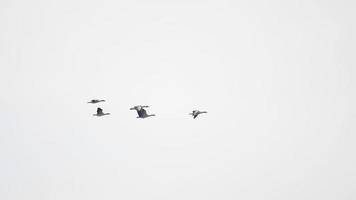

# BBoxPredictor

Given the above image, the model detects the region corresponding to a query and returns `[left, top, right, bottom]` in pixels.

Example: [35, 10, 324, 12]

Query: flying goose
[189, 110, 207, 119]
[137, 108, 156, 118]
[88, 99, 105, 104]
[130, 105, 155, 118]
[93, 107, 110, 117]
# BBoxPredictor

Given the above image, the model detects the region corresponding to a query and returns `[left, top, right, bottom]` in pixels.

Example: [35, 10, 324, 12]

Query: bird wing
[138, 108, 148, 118]
[136, 110, 144, 118]
[97, 108, 103, 115]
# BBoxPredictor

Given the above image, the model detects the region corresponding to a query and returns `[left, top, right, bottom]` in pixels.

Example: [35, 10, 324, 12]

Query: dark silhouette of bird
[130, 105, 155, 118]
[88, 99, 105, 104]
[93, 107, 110, 117]
[189, 110, 207, 119]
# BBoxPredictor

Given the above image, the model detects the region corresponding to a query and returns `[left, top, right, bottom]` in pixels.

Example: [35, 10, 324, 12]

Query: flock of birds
[88, 99, 208, 119]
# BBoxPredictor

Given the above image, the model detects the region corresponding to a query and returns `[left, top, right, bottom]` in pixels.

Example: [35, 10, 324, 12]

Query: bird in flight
[189, 110, 207, 119]
[130, 105, 155, 118]
[93, 107, 110, 117]
[88, 99, 105, 104]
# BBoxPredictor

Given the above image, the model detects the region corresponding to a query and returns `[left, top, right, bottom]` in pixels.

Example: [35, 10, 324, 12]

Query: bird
[130, 105, 155, 118]
[88, 99, 105, 104]
[189, 110, 207, 119]
[93, 107, 110, 117]
[137, 108, 156, 118]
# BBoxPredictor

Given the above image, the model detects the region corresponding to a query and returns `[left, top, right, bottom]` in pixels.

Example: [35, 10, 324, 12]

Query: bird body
[130, 105, 155, 118]
[93, 107, 110, 116]
[88, 99, 105, 104]
[190, 110, 207, 119]
[137, 108, 156, 118]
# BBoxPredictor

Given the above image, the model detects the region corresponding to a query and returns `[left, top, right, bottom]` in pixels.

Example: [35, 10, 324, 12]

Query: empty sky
[0, 0, 355, 200]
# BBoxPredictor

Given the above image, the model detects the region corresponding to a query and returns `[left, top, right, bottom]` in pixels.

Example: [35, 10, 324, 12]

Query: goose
[130, 105, 155, 118]
[88, 99, 105, 104]
[93, 107, 110, 117]
[136, 108, 155, 118]
[189, 110, 207, 119]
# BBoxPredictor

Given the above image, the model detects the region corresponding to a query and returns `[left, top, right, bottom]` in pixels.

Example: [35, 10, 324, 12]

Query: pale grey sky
[0, 0, 355, 200]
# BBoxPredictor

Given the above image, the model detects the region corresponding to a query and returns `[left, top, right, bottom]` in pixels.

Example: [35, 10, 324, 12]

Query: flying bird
[189, 110, 207, 119]
[130, 105, 155, 118]
[93, 107, 110, 117]
[88, 99, 105, 104]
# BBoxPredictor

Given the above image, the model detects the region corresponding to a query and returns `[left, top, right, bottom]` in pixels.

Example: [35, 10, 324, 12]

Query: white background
[1, 0, 355, 199]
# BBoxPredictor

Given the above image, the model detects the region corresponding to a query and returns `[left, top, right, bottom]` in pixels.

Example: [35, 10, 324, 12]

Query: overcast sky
[1, 0, 355, 200]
